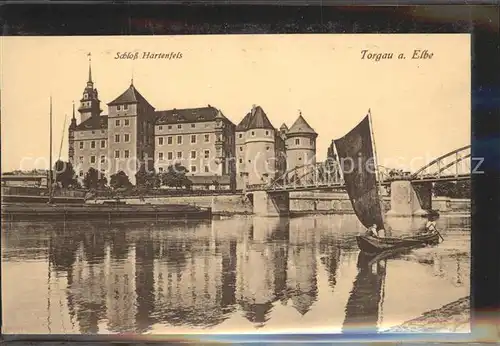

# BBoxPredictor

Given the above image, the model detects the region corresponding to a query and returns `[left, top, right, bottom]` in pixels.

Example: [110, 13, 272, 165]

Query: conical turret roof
[247, 105, 274, 130]
[287, 113, 316, 135]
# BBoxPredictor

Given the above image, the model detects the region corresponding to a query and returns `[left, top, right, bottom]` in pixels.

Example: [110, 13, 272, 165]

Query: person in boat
[425, 219, 437, 233]
[366, 224, 378, 237]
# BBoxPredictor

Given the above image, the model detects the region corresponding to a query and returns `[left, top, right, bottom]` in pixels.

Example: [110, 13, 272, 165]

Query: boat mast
[48, 96, 53, 204]
[58, 114, 67, 161]
[368, 109, 385, 224]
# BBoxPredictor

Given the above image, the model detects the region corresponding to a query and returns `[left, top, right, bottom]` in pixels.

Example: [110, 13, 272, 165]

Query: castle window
[117, 105, 121, 111]
[115, 134, 120, 143]
[177, 151, 182, 159]
[115, 119, 120, 127]
[91, 141, 96, 149]
[158, 152, 164, 161]
[177, 135, 182, 144]
[191, 135, 197, 144]
[158, 126, 163, 131]
[100, 140, 106, 148]
[251, 131, 255, 136]
[204, 134, 210, 142]
[167, 152, 173, 160]
[114, 150, 120, 158]
[191, 151, 196, 159]
[124, 150, 129, 158]
[92, 131, 95, 135]
[79, 142, 84, 149]
[158, 137, 164, 145]
[167, 136, 173, 145]
[79, 156, 84, 163]
[124, 104, 128, 110]
[266, 146, 270, 151]
[239, 133, 243, 138]
[295, 139, 300, 145]
[124, 134, 130, 142]
[310, 138, 314, 145]
[248, 159, 251, 163]
[79, 170, 84, 177]
[90, 156, 96, 164]
[124, 119, 130, 126]
[168, 125, 172, 130]
[100, 155, 105, 164]
[204, 166, 209, 173]
[204, 150, 210, 159]
[239, 147, 243, 152]
[191, 165, 197, 172]
[299, 157, 302, 161]
[191, 124, 196, 128]
[158, 167, 164, 173]
[239, 158, 243, 164]
[177, 124, 182, 129]
[265, 131, 269, 136]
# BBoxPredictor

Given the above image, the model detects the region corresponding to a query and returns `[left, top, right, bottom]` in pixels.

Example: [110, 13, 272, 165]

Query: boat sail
[333, 111, 385, 230]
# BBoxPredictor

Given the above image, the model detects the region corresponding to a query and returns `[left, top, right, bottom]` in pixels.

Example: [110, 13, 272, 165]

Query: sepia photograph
[1, 34, 471, 335]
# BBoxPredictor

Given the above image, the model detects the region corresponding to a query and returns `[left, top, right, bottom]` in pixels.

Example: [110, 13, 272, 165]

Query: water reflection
[342, 252, 386, 333]
[1, 215, 470, 334]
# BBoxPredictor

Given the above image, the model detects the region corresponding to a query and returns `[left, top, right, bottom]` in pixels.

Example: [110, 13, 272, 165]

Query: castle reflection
[1, 215, 470, 334]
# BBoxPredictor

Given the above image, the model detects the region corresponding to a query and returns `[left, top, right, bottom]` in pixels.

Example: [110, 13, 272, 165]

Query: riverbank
[387, 296, 470, 333]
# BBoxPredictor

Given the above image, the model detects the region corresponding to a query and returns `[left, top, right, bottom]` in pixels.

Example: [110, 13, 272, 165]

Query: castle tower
[68, 102, 77, 165]
[106, 81, 155, 185]
[243, 105, 277, 186]
[214, 110, 226, 172]
[285, 111, 317, 181]
[77, 54, 102, 123]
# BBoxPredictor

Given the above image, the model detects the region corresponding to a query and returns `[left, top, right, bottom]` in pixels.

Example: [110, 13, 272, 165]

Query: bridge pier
[387, 179, 430, 217]
[252, 190, 290, 217]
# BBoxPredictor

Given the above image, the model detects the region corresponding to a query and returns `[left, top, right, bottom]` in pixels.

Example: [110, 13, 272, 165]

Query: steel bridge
[246, 145, 471, 192]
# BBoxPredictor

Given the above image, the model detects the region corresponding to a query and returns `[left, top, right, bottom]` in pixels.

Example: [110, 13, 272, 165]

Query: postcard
[1, 34, 471, 334]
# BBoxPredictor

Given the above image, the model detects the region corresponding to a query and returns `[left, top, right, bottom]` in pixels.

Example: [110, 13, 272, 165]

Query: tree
[54, 160, 78, 188]
[135, 165, 160, 190]
[110, 170, 132, 189]
[434, 180, 470, 198]
[97, 173, 108, 189]
[160, 163, 191, 189]
[83, 167, 99, 190]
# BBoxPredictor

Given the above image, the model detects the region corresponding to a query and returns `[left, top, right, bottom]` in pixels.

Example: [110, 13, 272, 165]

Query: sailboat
[332, 110, 440, 254]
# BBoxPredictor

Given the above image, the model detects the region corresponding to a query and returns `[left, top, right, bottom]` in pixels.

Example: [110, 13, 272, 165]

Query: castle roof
[236, 112, 253, 131]
[155, 106, 230, 125]
[237, 105, 275, 131]
[75, 115, 108, 131]
[280, 123, 289, 131]
[287, 114, 317, 136]
[107, 84, 153, 107]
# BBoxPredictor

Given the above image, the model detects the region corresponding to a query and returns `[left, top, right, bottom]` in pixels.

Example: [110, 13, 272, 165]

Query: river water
[1, 214, 470, 334]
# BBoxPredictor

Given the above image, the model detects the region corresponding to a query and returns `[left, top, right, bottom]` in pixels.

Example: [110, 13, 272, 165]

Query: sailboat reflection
[342, 251, 387, 334]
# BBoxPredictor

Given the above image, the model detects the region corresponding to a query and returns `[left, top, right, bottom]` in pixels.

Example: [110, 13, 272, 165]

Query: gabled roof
[280, 123, 289, 131]
[287, 114, 317, 135]
[155, 106, 231, 125]
[107, 84, 153, 107]
[75, 115, 108, 131]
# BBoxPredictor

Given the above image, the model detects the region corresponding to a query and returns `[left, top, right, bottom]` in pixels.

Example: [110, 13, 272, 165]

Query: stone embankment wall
[90, 191, 470, 215]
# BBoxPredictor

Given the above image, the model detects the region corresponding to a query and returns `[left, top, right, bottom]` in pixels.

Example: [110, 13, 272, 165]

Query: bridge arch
[410, 145, 471, 181]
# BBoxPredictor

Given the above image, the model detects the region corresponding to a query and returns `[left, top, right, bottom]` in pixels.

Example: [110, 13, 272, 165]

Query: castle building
[235, 105, 287, 190]
[280, 112, 318, 181]
[69, 59, 316, 190]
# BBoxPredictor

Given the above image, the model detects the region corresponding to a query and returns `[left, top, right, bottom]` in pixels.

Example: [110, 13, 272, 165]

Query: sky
[1, 34, 470, 173]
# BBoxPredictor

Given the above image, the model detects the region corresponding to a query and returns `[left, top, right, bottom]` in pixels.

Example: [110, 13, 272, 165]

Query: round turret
[285, 112, 317, 180]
